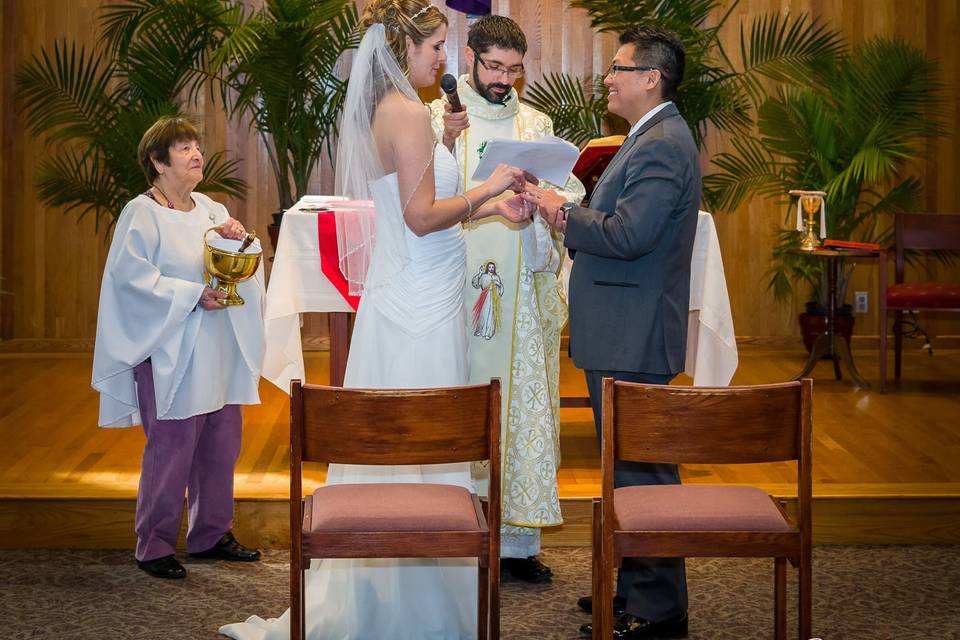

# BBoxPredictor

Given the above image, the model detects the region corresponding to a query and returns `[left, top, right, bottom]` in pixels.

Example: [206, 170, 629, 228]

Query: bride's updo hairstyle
[360, 0, 447, 75]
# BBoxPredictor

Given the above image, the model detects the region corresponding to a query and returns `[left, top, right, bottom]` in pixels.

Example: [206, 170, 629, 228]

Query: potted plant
[704, 36, 947, 349]
[212, 0, 359, 250]
[523, 0, 843, 152]
[15, 0, 247, 234]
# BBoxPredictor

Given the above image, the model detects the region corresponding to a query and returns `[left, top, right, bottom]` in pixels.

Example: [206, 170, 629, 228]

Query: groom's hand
[522, 185, 566, 230]
[442, 102, 470, 151]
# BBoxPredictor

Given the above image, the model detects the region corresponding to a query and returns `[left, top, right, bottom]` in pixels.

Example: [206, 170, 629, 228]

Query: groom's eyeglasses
[606, 64, 657, 78]
[472, 49, 525, 78]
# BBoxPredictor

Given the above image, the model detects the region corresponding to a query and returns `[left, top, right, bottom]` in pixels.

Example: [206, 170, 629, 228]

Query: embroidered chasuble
[429, 77, 585, 551]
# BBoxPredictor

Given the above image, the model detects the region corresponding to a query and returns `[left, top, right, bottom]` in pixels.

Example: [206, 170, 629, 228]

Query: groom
[531, 26, 699, 638]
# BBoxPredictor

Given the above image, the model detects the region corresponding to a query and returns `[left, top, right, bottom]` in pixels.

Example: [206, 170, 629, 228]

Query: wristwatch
[559, 201, 576, 223]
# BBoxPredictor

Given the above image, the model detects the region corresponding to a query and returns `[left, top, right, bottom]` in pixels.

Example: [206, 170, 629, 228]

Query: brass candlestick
[789, 190, 827, 251]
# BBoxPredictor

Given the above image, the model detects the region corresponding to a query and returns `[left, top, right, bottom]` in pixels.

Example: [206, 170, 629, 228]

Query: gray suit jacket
[564, 103, 700, 374]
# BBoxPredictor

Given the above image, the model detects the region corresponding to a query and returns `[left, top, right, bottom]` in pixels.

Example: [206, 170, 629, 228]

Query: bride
[220, 1, 531, 638]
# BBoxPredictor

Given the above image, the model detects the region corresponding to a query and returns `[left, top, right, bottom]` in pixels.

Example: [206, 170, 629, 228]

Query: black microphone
[440, 74, 463, 112]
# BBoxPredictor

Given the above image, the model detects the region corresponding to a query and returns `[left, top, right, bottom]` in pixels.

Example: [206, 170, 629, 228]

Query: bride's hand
[492, 194, 534, 223]
[484, 164, 525, 196]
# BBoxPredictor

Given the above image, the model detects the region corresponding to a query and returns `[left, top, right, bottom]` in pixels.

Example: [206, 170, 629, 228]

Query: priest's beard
[472, 62, 512, 105]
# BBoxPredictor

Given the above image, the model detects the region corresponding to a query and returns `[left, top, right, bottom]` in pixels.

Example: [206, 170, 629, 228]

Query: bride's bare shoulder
[377, 91, 430, 123]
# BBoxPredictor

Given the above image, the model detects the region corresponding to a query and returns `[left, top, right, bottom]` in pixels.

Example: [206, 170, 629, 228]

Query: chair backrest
[291, 379, 500, 466]
[603, 379, 811, 466]
[601, 378, 813, 534]
[895, 212, 960, 280]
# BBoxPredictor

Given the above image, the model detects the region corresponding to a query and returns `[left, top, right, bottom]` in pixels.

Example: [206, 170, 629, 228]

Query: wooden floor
[2, 347, 959, 546]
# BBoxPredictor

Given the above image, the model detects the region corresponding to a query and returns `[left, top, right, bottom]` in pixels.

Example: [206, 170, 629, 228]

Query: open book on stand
[572, 135, 626, 202]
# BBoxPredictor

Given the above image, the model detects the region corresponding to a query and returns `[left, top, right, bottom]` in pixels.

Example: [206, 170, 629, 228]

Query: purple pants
[132, 360, 242, 561]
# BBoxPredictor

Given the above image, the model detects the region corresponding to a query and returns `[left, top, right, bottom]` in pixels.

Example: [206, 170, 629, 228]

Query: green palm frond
[767, 227, 820, 300]
[568, 0, 750, 146]
[217, 0, 359, 208]
[734, 13, 845, 103]
[15, 41, 119, 145]
[707, 36, 946, 301]
[678, 63, 751, 146]
[861, 177, 922, 223]
[101, 0, 246, 104]
[523, 73, 607, 147]
[16, 0, 246, 234]
[845, 37, 947, 131]
[570, 0, 723, 35]
[198, 152, 247, 200]
[703, 136, 784, 212]
[35, 150, 124, 232]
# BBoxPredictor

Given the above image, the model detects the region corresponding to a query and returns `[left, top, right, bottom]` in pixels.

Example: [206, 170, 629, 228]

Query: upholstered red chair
[879, 213, 960, 391]
[289, 379, 501, 640]
[592, 379, 813, 640]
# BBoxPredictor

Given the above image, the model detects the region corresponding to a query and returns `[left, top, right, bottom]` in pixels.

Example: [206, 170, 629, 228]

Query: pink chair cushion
[886, 282, 960, 309]
[614, 485, 793, 532]
[309, 483, 480, 532]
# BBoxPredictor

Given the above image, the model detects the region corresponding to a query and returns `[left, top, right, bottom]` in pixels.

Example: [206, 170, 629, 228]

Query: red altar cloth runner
[314, 200, 377, 311]
[316, 212, 360, 310]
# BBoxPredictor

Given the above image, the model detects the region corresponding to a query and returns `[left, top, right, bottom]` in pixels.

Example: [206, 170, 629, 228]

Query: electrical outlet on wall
[854, 291, 868, 314]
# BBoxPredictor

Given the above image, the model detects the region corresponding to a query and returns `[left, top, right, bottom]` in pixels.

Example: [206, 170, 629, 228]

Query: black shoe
[500, 556, 553, 583]
[189, 532, 261, 562]
[137, 554, 186, 579]
[579, 612, 688, 639]
[576, 594, 626, 616]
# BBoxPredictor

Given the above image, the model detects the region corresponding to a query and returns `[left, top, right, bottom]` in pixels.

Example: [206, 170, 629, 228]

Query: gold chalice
[789, 190, 826, 251]
[203, 228, 261, 306]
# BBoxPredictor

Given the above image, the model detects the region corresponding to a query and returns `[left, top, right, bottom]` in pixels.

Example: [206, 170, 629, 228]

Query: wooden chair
[592, 379, 813, 640]
[878, 212, 960, 392]
[290, 379, 501, 640]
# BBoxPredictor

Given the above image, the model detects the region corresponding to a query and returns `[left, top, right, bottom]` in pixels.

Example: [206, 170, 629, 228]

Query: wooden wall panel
[0, 0, 957, 345]
[0, 0, 8, 338]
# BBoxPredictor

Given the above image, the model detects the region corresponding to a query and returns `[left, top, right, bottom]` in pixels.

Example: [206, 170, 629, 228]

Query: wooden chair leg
[799, 548, 813, 640]
[599, 550, 615, 640]
[595, 499, 615, 640]
[774, 557, 787, 640]
[290, 545, 302, 640]
[489, 548, 500, 640]
[894, 311, 902, 379]
[879, 305, 887, 393]
[591, 499, 602, 640]
[478, 559, 489, 640]
[300, 565, 307, 640]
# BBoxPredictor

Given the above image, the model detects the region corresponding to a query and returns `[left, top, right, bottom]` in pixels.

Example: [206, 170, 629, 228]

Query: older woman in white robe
[91, 116, 265, 579]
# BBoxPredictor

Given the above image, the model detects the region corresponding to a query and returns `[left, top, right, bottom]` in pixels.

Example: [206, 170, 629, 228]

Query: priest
[429, 15, 585, 583]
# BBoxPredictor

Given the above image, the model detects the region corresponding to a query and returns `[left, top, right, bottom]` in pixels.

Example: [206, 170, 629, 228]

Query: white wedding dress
[220, 144, 476, 640]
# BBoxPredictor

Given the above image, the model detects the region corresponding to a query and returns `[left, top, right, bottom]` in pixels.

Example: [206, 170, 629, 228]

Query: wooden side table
[788, 248, 882, 390]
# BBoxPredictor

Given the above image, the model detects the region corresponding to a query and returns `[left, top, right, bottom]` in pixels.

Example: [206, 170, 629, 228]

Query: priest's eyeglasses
[473, 51, 525, 78]
[606, 64, 657, 77]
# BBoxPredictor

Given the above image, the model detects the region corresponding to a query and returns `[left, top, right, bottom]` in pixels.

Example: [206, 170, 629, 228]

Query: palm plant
[15, 0, 247, 234]
[705, 37, 948, 304]
[523, 0, 844, 151]
[212, 0, 360, 214]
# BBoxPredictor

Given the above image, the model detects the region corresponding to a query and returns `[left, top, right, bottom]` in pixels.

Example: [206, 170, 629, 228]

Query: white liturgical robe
[92, 193, 265, 428]
[429, 77, 586, 558]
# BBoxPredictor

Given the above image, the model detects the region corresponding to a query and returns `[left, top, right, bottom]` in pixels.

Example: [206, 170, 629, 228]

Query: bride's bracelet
[459, 193, 474, 221]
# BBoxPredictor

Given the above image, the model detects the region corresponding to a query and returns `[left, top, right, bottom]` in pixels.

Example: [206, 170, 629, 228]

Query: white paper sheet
[471, 136, 580, 187]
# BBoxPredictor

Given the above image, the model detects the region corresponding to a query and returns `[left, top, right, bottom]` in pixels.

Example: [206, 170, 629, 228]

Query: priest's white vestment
[429, 77, 586, 557]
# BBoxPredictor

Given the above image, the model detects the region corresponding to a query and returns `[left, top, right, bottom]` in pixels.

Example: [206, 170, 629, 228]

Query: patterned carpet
[2, 546, 958, 639]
